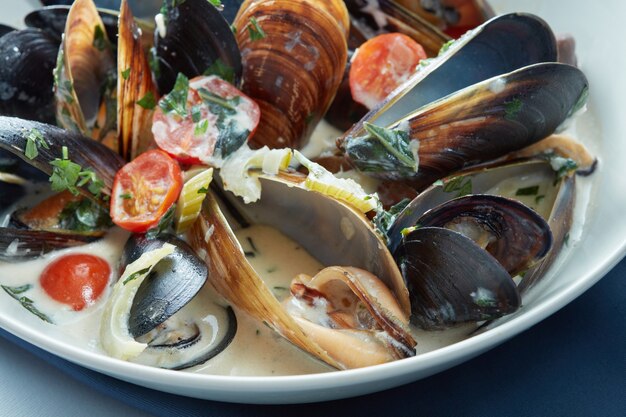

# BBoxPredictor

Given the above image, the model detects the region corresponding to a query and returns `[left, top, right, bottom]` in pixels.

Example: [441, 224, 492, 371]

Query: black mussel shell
[0, 228, 99, 262]
[0, 24, 15, 38]
[393, 226, 521, 329]
[25, 5, 119, 43]
[154, 0, 242, 94]
[415, 195, 552, 276]
[40, 1, 161, 18]
[0, 117, 125, 198]
[122, 234, 208, 338]
[0, 29, 59, 124]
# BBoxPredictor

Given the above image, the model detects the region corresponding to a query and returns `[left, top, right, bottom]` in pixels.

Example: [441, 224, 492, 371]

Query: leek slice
[175, 168, 214, 233]
[100, 243, 175, 360]
[293, 151, 378, 213]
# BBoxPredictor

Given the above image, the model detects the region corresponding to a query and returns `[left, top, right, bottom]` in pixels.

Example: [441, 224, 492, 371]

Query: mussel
[153, 0, 242, 95]
[0, 29, 59, 124]
[0, 116, 124, 258]
[102, 233, 237, 370]
[338, 13, 587, 191]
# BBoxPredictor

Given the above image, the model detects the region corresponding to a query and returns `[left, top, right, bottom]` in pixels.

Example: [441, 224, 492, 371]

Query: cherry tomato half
[349, 33, 427, 109]
[110, 149, 183, 233]
[152, 75, 261, 164]
[40, 254, 111, 311]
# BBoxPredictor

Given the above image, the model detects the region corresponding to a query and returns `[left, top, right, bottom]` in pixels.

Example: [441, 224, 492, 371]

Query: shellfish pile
[0, 0, 594, 371]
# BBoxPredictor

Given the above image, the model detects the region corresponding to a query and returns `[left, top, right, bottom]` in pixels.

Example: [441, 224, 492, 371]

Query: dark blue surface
[1, 259, 625, 417]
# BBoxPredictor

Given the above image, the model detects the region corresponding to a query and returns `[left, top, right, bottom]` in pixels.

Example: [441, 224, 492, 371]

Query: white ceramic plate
[0, 0, 624, 405]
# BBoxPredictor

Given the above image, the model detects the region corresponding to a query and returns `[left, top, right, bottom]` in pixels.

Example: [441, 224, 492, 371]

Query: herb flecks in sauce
[1, 284, 53, 323]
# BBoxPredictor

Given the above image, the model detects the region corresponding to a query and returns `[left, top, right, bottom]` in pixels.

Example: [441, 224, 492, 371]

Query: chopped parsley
[2, 284, 53, 323]
[119, 193, 133, 200]
[123, 267, 151, 285]
[442, 176, 472, 197]
[145, 204, 176, 239]
[194, 119, 209, 136]
[247, 17, 266, 41]
[121, 68, 131, 80]
[515, 185, 539, 196]
[438, 39, 455, 55]
[191, 105, 202, 123]
[535, 195, 545, 204]
[198, 88, 240, 111]
[504, 98, 523, 120]
[59, 198, 112, 231]
[208, 0, 222, 7]
[197, 186, 209, 194]
[159, 73, 189, 117]
[204, 58, 235, 84]
[49, 146, 105, 197]
[23, 128, 49, 160]
[136, 91, 157, 110]
[372, 198, 410, 240]
[197, 88, 248, 157]
[363, 122, 417, 171]
[92, 25, 108, 51]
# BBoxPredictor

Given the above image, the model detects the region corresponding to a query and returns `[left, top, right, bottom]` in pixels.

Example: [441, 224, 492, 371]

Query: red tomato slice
[152, 75, 261, 164]
[110, 149, 183, 233]
[349, 33, 427, 109]
[40, 254, 111, 311]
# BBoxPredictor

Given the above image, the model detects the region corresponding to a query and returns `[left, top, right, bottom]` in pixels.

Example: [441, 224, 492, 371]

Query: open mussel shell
[121, 234, 208, 338]
[0, 29, 59, 124]
[0, 228, 99, 262]
[233, 0, 348, 149]
[154, 0, 242, 94]
[348, 13, 557, 132]
[26, 5, 118, 42]
[415, 195, 552, 277]
[518, 174, 575, 294]
[55, 0, 116, 137]
[388, 159, 575, 294]
[345, 0, 450, 56]
[0, 116, 125, 198]
[190, 174, 415, 368]
[117, 0, 157, 160]
[394, 226, 521, 329]
[343, 63, 588, 188]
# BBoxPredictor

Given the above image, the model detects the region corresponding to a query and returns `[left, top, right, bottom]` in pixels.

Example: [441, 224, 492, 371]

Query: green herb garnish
[191, 105, 202, 123]
[442, 176, 472, 197]
[137, 91, 157, 110]
[2, 284, 53, 323]
[121, 68, 131, 80]
[59, 199, 112, 232]
[504, 98, 523, 120]
[372, 198, 410, 240]
[204, 58, 235, 84]
[49, 147, 105, 197]
[145, 204, 176, 239]
[92, 25, 108, 51]
[197, 186, 209, 194]
[198, 88, 240, 111]
[159, 73, 189, 117]
[247, 17, 266, 41]
[535, 195, 545, 204]
[363, 122, 417, 171]
[208, 0, 222, 7]
[516, 185, 540, 196]
[194, 119, 209, 137]
[123, 267, 151, 285]
[119, 193, 133, 200]
[23, 128, 49, 160]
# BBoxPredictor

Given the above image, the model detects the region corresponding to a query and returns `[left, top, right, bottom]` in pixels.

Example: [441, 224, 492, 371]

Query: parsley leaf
[516, 185, 539, 196]
[137, 91, 157, 110]
[121, 68, 131, 80]
[372, 198, 410, 240]
[442, 176, 472, 197]
[92, 24, 108, 51]
[363, 122, 417, 171]
[504, 98, 523, 120]
[49, 146, 105, 197]
[22, 128, 49, 160]
[2, 284, 53, 323]
[158, 73, 189, 117]
[247, 17, 266, 41]
[123, 267, 151, 285]
[204, 58, 235, 84]
[194, 119, 209, 137]
[145, 204, 176, 239]
[58, 199, 111, 231]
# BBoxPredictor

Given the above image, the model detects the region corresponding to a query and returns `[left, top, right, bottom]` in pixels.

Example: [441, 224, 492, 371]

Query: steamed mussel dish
[0, 0, 595, 374]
